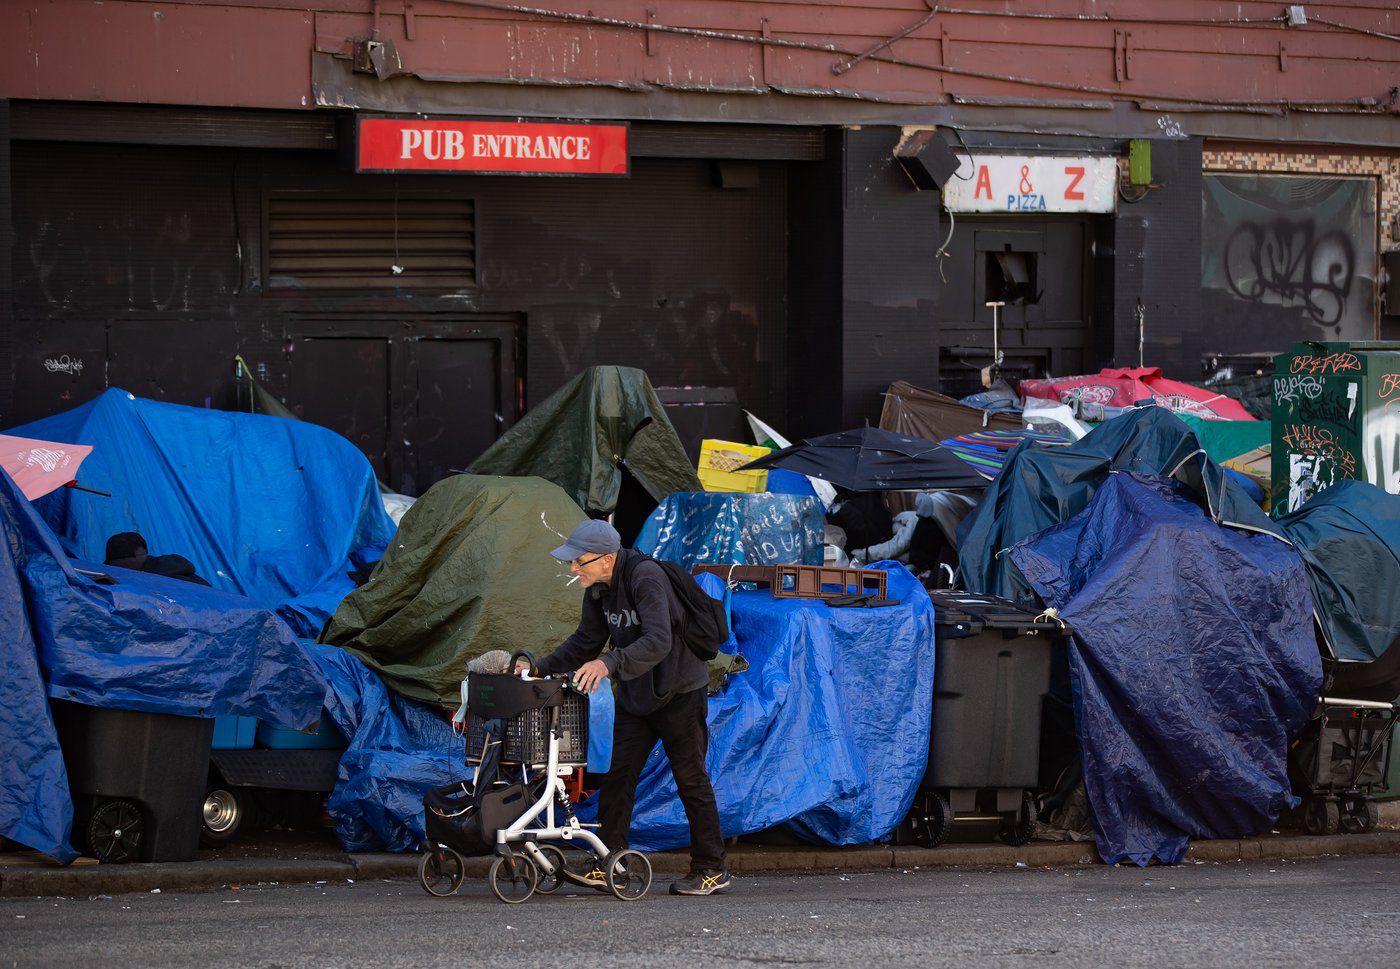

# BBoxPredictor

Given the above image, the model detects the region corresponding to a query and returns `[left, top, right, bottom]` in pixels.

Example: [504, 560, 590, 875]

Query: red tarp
[1020, 368, 1257, 422]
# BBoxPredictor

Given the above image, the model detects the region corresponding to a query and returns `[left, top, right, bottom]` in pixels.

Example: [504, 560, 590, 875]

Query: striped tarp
[938, 428, 1069, 480]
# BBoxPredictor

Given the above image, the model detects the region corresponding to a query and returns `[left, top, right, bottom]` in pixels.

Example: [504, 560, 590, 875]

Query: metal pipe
[441, 0, 1388, 111]
[832, 1, 938, 77]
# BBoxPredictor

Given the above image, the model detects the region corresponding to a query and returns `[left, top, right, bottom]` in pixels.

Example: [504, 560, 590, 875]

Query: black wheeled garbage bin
[897, 590, 1070, 849]
[51, 699, 214, 864]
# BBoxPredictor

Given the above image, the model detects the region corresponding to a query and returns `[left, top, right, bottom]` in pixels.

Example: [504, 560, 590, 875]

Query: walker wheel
[418, 846, 465, 897]
[1339, 795, 1379, 834]
[998, 791, 1038, 847]
[489, 853, 539, 904]
[1303, 797, 1340, 836]
[533, 844, 568, 895]
[604, 849, 652, 901]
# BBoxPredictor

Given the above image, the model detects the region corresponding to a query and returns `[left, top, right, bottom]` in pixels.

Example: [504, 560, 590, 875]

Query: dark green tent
[320, 474, 587, 708]
[469, 366, 702, 517]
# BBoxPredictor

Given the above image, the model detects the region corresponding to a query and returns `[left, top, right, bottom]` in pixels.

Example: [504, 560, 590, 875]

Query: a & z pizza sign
[940, 154, 1117, 213]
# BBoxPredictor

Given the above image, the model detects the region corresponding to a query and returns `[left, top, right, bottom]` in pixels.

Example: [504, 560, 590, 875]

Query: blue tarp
[959, 407, 1281, 606]
[1010, 474, 1321, 866]
[635, 492, 825, 570]
[1, 475, 76, 863]
[8, 389, 396, 636]
[584, 563, 936, 849]
[309, 643, 615, 852]
[1277, 481, 1400, 663]
[302, 562, 930, 853]
[0, 465, 327, 862]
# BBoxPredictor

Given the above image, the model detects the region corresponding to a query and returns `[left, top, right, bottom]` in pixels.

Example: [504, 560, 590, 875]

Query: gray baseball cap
[549, 519, 622, 561]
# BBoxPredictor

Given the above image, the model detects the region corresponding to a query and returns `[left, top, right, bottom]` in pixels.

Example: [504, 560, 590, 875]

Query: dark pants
[600, 687, 726, 872]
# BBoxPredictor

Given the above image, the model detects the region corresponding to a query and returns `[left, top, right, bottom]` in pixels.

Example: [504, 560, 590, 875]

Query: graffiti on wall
[1202, 175, 1376, 349]
[1370, 373, 1400, 495]
[1274, 358, 1400, 512]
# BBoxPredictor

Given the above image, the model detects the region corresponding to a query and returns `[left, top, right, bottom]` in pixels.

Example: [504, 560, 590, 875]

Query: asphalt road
[3, 855, 1398, 968]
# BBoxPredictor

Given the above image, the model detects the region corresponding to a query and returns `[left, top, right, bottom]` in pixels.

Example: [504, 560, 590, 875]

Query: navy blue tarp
[635, 492, 825, 570]
[8, 389, 396, 636]
[581, 563, 936, 849]
[1277, 481, 1400, 663]
[1010, 474, 1321, 866]
[1, 476, 76, 863]
[0, 466, 327, 861]
[959, 407, 1280, 605]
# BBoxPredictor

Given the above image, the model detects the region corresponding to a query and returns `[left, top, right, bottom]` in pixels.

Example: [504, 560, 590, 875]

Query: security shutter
[265, 195, 475, 290]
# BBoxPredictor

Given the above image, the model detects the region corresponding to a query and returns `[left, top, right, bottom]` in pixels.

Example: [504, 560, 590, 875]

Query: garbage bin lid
[928, 590, 1072, 638]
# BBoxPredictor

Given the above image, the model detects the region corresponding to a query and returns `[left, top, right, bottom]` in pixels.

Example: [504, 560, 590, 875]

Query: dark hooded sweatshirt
[535, 548, 708, 715]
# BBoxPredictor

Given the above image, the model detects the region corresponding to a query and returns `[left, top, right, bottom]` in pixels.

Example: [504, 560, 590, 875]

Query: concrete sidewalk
[5, 828, 1400, 899]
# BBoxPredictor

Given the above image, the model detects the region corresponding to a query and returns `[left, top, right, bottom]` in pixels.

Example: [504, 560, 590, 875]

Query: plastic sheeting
[1020, 367, 1257, 422]
[308, 643, 614, 852]
[321, 475, 587, 708]
[584, 563, 936, 850]
[1, 474, 76, 863]
[1278, 481, 1400, 664]
[1010, 474, 1320, 866]
[635, 492, 825, 570]
[958, 407, 1281, 606]
[7, 389, 396, 636]
[470, 366, 701, 516]
[0, 466, 327, 861]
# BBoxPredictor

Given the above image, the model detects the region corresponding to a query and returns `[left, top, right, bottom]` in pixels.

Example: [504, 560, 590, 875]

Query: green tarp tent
[469, 366, 702, 517]
[319, 474, 587, 708]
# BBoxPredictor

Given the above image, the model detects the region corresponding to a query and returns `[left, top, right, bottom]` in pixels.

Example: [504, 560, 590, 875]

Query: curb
[4, 833, 1399, 898]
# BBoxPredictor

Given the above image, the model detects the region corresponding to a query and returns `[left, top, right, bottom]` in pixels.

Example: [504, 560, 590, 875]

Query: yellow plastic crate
[698, 439, 771, 493]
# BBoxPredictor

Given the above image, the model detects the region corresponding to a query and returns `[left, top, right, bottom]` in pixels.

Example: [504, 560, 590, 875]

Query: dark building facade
[3, 2, 1397, 493]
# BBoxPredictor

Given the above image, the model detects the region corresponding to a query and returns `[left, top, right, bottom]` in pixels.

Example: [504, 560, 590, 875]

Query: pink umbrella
[1020, 367, 1256, 422]
[0, 434, 95, 500]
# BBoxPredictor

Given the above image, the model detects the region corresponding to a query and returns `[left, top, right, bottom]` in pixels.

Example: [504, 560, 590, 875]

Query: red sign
[356, 117, 628, 176]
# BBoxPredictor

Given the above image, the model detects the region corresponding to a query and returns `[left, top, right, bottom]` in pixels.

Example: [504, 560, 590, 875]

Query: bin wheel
[418, 846, 466, 897]
[1339, 796, 1379, 834]
[1303, 797, 1340, 836]
[998, 791, 1038, 847]
[910, 792, 953, 849]
[199, 786, 246, 848]
[489, 853, 538, 905]
[86, 799, 145, 864]
[604, 849, 652, 901]
[533, 844, 569, 895]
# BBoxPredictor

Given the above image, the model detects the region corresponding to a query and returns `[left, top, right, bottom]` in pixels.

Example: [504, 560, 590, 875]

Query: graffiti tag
[1380, 374, 1400, 398]
[1280, 423, 1357, 476]
[1290, 352, 1361, 376]
[1224, 221, 1356, 326]
[1155, 115, 1187, 139]
[43, 355, 85, 376]
[1274, 375, 1325, 408]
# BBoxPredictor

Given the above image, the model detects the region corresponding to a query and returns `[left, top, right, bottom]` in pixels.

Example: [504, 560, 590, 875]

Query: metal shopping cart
[418, 651, 652, 904]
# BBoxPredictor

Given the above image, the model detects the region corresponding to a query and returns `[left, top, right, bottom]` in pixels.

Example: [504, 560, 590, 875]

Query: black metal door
[936, 216, 1098, 398]
[286, 316, 521, 495]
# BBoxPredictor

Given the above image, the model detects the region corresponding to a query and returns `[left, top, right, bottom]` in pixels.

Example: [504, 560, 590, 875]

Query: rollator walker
[418, 651, 652, 904]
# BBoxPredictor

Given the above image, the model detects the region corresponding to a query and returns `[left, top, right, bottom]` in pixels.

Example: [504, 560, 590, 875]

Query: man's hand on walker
[572, 659, 610, 693]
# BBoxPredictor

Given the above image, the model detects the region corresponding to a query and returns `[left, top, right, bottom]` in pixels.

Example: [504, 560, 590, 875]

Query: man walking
[529, 519, 730, 896]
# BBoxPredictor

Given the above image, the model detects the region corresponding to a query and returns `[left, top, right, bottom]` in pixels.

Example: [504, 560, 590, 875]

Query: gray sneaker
[669, 868, 732, 896]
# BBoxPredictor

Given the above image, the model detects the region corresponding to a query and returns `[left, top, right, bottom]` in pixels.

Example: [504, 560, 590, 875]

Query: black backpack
[625, 554, 729, 661]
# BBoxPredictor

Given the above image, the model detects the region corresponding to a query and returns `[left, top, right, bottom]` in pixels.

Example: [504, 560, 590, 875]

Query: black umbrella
[740, 427, 988, 491]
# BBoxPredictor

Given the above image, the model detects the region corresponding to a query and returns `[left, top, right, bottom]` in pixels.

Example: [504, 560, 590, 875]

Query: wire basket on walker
[417, 650, 652, 904]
